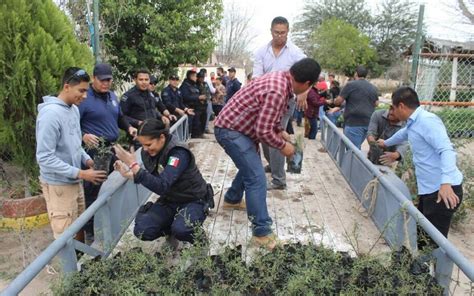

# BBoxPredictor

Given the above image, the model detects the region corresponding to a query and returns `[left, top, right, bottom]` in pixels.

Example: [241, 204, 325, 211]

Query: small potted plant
[93, 137, 114, 174]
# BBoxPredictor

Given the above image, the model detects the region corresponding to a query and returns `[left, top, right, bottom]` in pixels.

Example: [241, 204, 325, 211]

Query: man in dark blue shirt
[79, 63, 137, 244]
[225, 67, 241, 103]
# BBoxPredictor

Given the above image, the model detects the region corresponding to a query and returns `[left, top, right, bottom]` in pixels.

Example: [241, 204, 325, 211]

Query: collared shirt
[367, 109, 408, 158]
[252, 40, 306, 78]
[385, 107, 463, 194]
[215, 71, 293, 149]
[79, 87, 129, 143]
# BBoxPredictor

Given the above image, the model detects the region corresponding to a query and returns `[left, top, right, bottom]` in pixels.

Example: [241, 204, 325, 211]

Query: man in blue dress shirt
[378, 87, 463, 242]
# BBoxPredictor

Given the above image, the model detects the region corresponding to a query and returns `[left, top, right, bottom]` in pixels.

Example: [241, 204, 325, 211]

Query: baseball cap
[169, 74, 180, 80]
[93, 63, 113, 80]
[150, 75, 158, 85]
[227, 67, 236, 73]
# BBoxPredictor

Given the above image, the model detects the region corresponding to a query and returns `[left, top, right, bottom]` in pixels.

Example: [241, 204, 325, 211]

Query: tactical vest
[141, 135, 208, 204]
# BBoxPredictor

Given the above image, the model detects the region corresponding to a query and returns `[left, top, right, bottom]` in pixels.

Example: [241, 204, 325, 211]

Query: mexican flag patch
[167, 156, 180, 168]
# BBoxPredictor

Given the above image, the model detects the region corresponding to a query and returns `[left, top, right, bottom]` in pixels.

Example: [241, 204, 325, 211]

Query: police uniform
[120, 86, 162, 128]
[133, 134, 211, 243]
[179, 78, 206, 137]
[161, 84, 186, 115]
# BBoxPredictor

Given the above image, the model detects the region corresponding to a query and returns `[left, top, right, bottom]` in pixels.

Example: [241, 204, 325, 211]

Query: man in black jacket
[120, 69, 170, 128]
[179, 69, 207, 138]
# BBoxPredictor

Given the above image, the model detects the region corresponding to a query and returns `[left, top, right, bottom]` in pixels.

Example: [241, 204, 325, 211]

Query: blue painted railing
[320, 115, 474, 294]
[1, 116, 189, 296]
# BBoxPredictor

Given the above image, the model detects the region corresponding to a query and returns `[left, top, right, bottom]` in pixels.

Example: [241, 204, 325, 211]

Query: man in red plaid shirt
[214, 58, 321, 249]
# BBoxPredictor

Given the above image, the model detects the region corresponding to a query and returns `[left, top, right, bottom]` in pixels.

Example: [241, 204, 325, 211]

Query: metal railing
[320, 116, 474, 294]
[1, 115, 189, 296]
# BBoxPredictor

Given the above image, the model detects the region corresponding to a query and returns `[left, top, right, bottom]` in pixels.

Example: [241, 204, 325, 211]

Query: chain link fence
[416, 53, 474, 138]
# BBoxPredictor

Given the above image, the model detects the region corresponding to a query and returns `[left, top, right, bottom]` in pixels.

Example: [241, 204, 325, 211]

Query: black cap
[227, 67, 236, 73]
[169, 74, 179, 80]
[150, 75, 158, 85]
[197, 71, 205, 78]
[93, 63, 113, 80]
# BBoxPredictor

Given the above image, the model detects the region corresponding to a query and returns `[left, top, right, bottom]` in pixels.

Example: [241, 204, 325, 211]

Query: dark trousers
[212, 104, 223, 117]
[417, 184, 463, 249]
[306, 117, 318, 139]
[83, 147, 115, 236]
[191, 107, 207, 138]
[133, 200, 207, 243]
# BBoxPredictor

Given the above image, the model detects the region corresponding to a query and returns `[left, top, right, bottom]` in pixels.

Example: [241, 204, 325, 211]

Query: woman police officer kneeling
[114, 118, 213, 244]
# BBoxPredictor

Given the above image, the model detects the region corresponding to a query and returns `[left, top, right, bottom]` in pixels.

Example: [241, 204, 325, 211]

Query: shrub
[0, 0, 93, 184]
[54, 243, 443, 295]
[435, 109, 474, 138]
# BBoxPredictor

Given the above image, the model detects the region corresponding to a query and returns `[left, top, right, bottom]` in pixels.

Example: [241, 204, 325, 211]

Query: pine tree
[0, 0, 94, 185]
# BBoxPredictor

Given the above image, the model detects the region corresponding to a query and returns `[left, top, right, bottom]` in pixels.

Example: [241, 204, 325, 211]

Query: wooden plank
[303, 138, 391, 256]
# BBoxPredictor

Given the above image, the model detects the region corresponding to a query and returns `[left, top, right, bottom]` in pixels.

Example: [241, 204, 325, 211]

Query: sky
[224, 0, 474, 52]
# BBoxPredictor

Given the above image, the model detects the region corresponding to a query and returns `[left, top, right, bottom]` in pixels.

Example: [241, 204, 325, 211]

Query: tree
[100, 0, 223, 81]
[371, 0, 417, 70]
[310, 18, 377, 77]
[0, 0, 94, 183]
[215, 0, 256, 68]
[456, 0, 474, 24]
[293, 0, 373, 53]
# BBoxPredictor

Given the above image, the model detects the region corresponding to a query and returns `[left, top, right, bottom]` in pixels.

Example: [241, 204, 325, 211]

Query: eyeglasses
[67, 69, 90, 83]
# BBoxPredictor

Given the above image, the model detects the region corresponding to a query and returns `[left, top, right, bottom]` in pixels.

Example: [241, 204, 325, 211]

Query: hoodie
[36, 95, 91, 185]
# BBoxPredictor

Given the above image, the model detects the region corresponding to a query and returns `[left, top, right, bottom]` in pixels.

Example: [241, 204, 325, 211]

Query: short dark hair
[392, 87, 420, 109]
[217, 67, 224, 73]
[355, 65, 368, 78]
[138, 118, 169, 139]
[61, 67, 90, 86]
[186, 70, 197, 80]
[271, 16, 289, 28]
[328, 73, 335, 78]
[289, 58, 321, 85]
[133, 68, 150, 79]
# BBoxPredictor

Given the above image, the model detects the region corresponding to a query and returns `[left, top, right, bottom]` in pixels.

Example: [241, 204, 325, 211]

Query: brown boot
[252, 233, 279, 251]
[223, 199, 246, 211]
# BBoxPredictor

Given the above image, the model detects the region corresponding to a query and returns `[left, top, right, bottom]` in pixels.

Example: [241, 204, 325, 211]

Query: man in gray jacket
[366, 106, 408, 165]
[36, 67, 107, 240]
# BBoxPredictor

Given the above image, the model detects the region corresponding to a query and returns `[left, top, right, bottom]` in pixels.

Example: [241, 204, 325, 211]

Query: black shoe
[267, 181, 286, 190]
[264, 165, 271, 173]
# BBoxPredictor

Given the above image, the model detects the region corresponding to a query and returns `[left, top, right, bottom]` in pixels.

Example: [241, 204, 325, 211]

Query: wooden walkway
[191, 134, 390, 258]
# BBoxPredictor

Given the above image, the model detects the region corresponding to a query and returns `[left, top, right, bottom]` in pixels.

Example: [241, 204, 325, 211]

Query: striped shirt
[215, 71, 293, 149]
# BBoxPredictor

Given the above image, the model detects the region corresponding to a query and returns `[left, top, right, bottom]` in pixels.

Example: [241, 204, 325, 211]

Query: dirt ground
[0, 225, 57, 295]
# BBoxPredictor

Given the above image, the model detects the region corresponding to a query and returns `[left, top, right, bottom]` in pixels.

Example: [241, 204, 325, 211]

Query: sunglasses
[67, 69, 90, 83]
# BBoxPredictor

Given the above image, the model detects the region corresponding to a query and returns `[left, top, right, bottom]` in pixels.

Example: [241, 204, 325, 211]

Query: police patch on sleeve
[167, 156, 180, 168]
[121, 95, 128, 102]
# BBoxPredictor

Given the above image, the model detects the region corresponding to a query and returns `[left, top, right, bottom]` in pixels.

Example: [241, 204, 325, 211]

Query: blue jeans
[134, 201, 206, 243]
[326, 110, 342, 126]
[343, 126, 368, 149]
[214, 127, 273, 237]
[205, 101, 213, 130]
[308, 117, 318, 139]
[318, 106, 325, 122]
[294, 110, 303, 126]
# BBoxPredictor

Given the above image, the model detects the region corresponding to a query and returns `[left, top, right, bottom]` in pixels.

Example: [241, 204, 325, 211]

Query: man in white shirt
[252, 16, 306, 190]
[199, 68, 216, 133]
